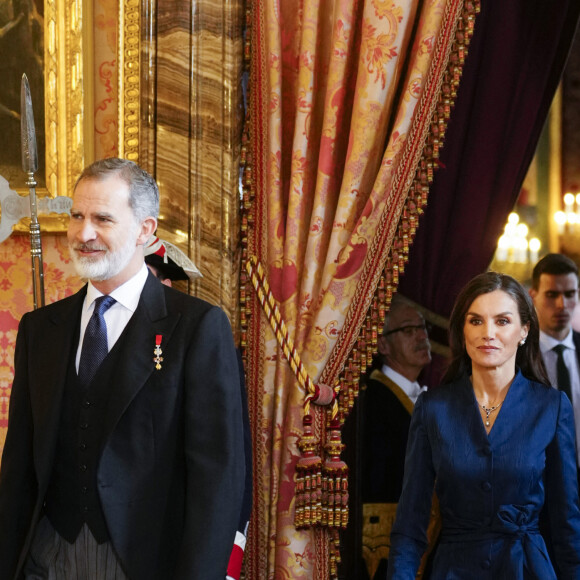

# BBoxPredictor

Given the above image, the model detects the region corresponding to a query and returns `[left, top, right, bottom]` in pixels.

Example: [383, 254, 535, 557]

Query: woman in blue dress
[387, 272, 580, 579]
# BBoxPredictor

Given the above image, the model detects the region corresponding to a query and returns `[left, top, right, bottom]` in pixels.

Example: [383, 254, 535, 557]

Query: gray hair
[382, 294, 415, 335]
[75, 158, 159, 222]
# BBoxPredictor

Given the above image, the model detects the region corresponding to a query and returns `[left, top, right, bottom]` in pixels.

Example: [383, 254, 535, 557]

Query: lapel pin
[154, 334, 163, 370]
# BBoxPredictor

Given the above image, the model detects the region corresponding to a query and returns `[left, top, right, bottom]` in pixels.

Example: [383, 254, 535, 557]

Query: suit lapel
[368, 368, 414, 415]
[28, 275, 182, 475]
[101, 274, 181, 441]
[485, 371, 527, 444]
[453, 376, 491, 446]
[572, 331, 580, 370]
[30, 287, 87, 484]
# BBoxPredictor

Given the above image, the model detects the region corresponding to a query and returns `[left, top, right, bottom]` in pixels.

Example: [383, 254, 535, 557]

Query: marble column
[139, 0, 245, 328]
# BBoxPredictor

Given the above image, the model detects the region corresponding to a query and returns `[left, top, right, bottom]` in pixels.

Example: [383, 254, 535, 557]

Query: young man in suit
[530, 252, 580, 468]
[0, 158, 246, 579]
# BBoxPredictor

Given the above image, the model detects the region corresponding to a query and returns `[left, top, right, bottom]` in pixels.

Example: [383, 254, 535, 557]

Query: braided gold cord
[239, 2, 481, 577]
[245, 256, 317, 398]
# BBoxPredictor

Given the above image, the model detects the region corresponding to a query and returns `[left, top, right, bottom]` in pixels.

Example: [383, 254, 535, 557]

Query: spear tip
[21, 73, 38, 175]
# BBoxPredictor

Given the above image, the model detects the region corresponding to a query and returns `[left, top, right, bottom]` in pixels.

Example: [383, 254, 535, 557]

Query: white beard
[70, 226, 139, 282]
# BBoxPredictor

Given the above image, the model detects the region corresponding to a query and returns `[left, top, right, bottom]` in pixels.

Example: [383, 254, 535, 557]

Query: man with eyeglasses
[359, 294, 433, 580]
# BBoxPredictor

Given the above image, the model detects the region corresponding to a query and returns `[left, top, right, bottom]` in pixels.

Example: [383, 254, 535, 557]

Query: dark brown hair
[442, 271, 549, 386]
[531, 253, 578, 290]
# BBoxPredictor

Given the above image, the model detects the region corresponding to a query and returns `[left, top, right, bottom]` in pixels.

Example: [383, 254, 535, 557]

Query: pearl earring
[519, 338, 526, 346]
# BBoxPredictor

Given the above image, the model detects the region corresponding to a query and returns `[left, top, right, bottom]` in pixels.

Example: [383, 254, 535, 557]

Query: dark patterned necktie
[553, 344, 572, 401]
[78, 295, 116, 385]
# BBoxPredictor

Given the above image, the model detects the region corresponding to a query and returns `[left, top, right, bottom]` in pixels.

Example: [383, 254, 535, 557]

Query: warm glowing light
[529, 237, 541, 263]
[516, 223, 528, 238]
[496, 212, 537, 265]
[554, 193, 580, 234]
[505, 223, 517, 237]
[496, 236, 509, 262]
[555, 211, 567, 226]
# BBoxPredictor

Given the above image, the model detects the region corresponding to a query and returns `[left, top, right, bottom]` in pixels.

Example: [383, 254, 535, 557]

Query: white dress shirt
[75, 265, 149, 371]
[382, 364, 427, 405]
[539, 329, 580, 465]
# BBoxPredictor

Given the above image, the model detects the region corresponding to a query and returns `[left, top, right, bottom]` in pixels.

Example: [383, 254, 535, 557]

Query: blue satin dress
[387, 371, 580, 579]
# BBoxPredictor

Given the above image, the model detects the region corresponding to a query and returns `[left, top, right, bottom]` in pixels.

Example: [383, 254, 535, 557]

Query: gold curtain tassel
[295, 414, 322, 528]
[321, 418, 349, 529]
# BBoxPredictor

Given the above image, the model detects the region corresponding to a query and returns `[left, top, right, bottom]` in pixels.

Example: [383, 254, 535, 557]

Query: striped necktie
[78, 295, 116, 385]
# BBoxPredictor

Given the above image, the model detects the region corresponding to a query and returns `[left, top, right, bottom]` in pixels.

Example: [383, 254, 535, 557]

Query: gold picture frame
[11, 0, 88, 235]
[40, 0, 141, 191]
[14, 0, 141, 235]
[118, 0, 141, 163]
[44, 0, 87, 200]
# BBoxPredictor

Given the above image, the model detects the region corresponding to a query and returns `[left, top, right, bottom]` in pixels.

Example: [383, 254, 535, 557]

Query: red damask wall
[0, 0, 118, 454]
[0, 234, 83, 450]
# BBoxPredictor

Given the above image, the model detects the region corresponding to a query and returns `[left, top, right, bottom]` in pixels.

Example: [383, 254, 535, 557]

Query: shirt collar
[382, 364, 426, 401]
[85, 264, 149, 313]
[539, 328, 576, 353]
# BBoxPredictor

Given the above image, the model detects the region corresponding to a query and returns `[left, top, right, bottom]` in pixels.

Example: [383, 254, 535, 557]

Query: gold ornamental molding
[42, 0, 140, 197]
[118, 0, 141, 162]
[44, 0, 86, 199]
[12, 0, 90, 234]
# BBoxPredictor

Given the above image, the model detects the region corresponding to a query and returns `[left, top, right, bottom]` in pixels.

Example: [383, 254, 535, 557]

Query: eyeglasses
[383, 322, 431, 338]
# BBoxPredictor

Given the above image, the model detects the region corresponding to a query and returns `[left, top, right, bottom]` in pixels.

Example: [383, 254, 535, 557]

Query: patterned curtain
[399, 0, 580, 387]
[241, 1, 479, 577]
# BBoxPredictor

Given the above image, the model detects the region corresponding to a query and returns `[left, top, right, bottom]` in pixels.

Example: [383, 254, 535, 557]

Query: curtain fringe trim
[239, 1, 480, 578]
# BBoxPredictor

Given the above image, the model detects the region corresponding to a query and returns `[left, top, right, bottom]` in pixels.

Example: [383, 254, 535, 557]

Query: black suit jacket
[573, 331, 580, 376]
[361, 368, 413, 503]
[0, 272, 246, 579]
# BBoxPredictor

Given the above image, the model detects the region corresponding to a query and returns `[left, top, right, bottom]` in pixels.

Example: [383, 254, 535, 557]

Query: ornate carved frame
[35, 0, 138, 231]
[42, 0, 139, 195]
[44, 0, 87, 199]
[18, 0, 91, 235]
[118, 0, 140, 163]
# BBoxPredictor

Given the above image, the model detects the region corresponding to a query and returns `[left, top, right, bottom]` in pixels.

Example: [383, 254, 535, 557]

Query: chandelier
[496, 212, 541, 264]
[554, 193, 580, 234]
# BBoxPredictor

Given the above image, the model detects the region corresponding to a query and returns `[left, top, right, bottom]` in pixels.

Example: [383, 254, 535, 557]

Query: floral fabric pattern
[0, 235, 82, 449]
[245, 0, 469, 577]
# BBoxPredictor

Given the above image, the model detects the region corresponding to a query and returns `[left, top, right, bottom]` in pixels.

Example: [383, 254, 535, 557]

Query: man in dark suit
[359, 294, 434, 580]
[144, 235, 252, 580]
[0, 158, 246, 579]
[530, 253, 580, 468]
